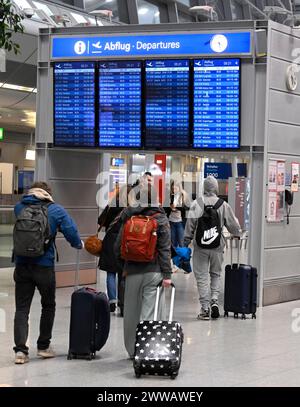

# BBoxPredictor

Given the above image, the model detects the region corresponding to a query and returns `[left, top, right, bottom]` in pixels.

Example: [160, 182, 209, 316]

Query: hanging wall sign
[267, 159, 285, 222]
[291, 162, 299, 193]
[276, 161, 285, 193]
[51, 32, 252, 60]
[204, 163, 232, 179]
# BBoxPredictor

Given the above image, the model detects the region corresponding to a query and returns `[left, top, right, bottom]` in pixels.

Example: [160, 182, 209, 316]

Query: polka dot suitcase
[133, 283, 183, 380]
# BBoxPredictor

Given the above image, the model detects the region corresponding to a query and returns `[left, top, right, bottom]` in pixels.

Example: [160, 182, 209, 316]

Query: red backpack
[121, 213, 159, 262]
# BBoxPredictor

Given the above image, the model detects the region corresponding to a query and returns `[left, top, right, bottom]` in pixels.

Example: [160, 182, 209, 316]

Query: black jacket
[164, 193, 189, 223]
[98, 205, 123, 230]
[98, 205, 123, 274]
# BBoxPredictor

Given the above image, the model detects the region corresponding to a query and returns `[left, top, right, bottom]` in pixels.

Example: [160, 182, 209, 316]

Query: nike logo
[201, 234, 219, 245]
[201, 227, 219, 245]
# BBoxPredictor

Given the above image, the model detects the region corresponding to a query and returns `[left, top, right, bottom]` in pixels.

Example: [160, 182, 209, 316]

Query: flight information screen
[193, 59, 240, 149]
[54, 61, 96, 147]
[99, 61, 142, 148]
[145, 59, 190, 149]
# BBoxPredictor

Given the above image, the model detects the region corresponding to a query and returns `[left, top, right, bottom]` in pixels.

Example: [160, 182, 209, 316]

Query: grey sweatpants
[124, 272, 166, 358]
[193, 246, 224, 311]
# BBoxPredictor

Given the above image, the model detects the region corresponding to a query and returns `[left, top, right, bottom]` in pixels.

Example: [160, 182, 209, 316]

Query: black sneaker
[211, 302, 220, 319]
[197, 308, 210, 320]
[110, 303, 116, 313]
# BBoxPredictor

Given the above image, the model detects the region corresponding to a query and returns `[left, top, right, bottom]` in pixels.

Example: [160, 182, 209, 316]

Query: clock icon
[286, 64, 298, 91]
[210, 34, 228, 53]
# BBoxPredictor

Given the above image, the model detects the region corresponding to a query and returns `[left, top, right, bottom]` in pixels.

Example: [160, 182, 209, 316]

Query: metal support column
[167, 1, 179, 22]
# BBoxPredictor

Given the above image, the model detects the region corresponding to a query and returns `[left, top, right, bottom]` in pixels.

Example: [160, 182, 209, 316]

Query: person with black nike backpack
[12, 182, 83, 365]
[184, 176, 242, 321]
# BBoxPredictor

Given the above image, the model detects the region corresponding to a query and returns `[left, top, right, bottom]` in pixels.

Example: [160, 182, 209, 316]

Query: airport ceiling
[0, 0, 299, 136]
[0, 31, 37, 134]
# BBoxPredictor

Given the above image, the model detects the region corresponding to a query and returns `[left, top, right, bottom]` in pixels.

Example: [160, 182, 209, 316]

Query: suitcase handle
[230, 236, 241, 268]
[154, 281, 175, 322]
[75, 249, 80, 291]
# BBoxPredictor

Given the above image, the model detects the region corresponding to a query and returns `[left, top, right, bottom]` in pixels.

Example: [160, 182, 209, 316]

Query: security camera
[189, 6, 218, 21]
[23, 8, 35, 18]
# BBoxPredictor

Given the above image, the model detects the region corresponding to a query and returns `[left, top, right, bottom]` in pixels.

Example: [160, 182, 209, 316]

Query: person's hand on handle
[162, 279, 172, 288]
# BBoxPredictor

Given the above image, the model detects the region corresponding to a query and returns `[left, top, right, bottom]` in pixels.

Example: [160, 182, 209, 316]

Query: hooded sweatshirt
[115, 206, 172, 279]
[184, 176, 242, 252]
[14, 192, 82, 266]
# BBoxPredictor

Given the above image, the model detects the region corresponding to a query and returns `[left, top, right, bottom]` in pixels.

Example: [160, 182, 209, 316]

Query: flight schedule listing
[99, 61, 142, 148]
[54, 62, 95, 147]
[193, 59, 240, 149]
[145, 59, 190, 148]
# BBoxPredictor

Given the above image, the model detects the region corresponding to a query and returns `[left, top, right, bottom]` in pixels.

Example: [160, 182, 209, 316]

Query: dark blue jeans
[106, 272, 117, 304]
[170, 221, 185, 248]
[106, 271, 125, 307]
[13, 264, 56, 355]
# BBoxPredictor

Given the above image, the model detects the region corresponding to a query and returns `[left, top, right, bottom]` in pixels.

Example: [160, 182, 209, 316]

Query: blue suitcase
[224, 237, 257, 320]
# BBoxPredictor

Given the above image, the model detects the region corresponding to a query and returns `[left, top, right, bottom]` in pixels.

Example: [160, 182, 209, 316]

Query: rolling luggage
[133, 282, 183, 380]
[224, 237, 258, 320]
[68, 250, 110, 360]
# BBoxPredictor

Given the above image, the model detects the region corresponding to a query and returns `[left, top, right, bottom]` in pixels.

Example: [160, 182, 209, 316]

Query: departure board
[193, 59, 240, 149]
[99, 61, 142, 148]
[145, 59, 190, 149]
[54, 62, 96, 147]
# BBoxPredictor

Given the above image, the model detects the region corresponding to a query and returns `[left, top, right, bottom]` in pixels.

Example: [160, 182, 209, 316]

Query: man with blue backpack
[184, 176, 242, 321]
[13, 182, 83, 364]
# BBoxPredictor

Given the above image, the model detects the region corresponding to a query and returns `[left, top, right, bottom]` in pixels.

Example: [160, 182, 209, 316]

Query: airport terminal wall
[263, 21, 300, 305]
[34, 20, 300, 304]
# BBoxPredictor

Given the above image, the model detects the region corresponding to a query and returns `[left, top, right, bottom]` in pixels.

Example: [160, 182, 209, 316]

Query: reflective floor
[1, 253, 300, 387]
[0, 225, 13, 268]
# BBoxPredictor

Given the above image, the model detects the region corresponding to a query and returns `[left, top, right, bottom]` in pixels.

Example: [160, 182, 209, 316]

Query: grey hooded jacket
[184, 176, 242, 252]
[115, 206, 172, 279]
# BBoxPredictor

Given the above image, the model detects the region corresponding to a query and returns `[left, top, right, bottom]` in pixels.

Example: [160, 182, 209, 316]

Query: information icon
[74, 41, 86, 55]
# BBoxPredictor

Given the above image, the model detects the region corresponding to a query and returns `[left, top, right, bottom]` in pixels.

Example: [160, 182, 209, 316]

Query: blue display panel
[54, 62, 96, 147]
[99, 61, 142, 148]
[193, 59, 240, 149]
[51, 32, 252, 59]
[145, 59, 190, 149]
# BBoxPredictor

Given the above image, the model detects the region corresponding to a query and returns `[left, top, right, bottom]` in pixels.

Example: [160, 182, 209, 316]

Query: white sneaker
[172, 265, 180, 273]
[15, 352, 29, 365]
[37, 346, 55, 358]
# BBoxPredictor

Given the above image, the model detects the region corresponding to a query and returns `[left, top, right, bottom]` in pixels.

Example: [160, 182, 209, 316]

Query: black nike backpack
[195, 199, 224, 249]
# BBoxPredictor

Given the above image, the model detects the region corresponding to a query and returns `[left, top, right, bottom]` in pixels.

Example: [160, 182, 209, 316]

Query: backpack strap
[213, 199, 224, 210]
[42, 201, 59, 262]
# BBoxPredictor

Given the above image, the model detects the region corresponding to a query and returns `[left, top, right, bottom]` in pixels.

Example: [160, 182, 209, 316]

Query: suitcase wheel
[67, 352, 73, 360]
[86, 353, 94, 361]
[135, 370, 141, 379]
[171, 371, 178, 380]
[242, 314, 246, 320]
[252, 313, 256, 319]
[224, 311, 228, 318]
[234, 313, 238, 319]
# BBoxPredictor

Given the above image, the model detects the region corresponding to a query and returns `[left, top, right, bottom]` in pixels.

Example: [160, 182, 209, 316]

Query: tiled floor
[1, 253, 300, 387]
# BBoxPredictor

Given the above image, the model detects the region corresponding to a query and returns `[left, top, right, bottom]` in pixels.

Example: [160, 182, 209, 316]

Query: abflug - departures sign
[51, 32, 252, 59]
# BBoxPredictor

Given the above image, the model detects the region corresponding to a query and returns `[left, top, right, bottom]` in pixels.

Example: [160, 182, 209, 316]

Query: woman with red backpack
[115, 183, 172, 359]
